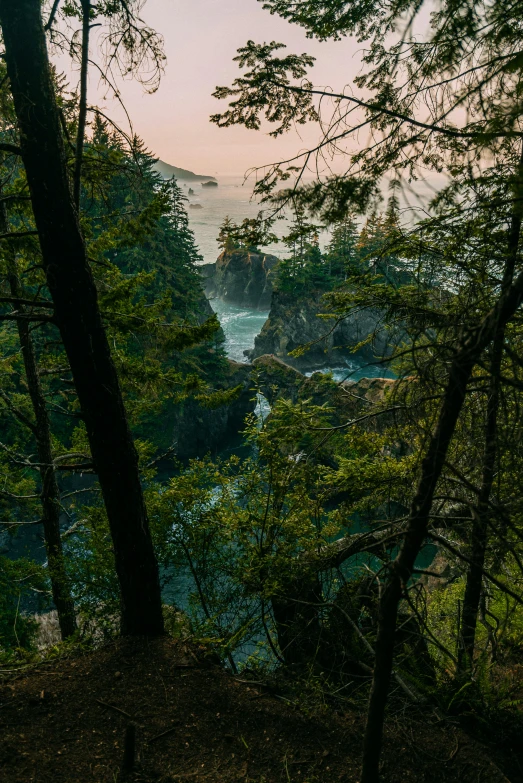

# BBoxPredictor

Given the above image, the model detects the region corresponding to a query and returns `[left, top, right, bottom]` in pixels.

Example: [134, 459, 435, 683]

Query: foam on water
[211, 297, 394, 382]
[307, 362, 394, 384]
[211, 298, 269, 364]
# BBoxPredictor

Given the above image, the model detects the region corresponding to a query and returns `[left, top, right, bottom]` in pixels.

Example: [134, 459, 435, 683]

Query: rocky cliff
[253, 354, 396, 429]
[248, 290, 390, 371]
[200, 249, 279, 310]
[169, 359, 255, 462]
[153, 159, 216, 182]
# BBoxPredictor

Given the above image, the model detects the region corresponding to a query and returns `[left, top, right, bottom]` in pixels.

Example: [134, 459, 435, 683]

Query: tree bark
[458, 329, 503, 670]
[360, 186, 523, 782]
[455, 146, 523, 670]
[0, 0, 164, 636]
[73, 0, 90, 209]
[2, 204, 77, 640]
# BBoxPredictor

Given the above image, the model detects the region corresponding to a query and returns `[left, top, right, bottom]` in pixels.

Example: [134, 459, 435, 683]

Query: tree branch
[0, 230, 38, 240]
[0, 296, 54, 309]
[44, 0, 61, 31]
[276, 82, 523, 140]
[0, 313, 55, 323]
[0, 389, 37, 435]
[0, 142, 21, 155]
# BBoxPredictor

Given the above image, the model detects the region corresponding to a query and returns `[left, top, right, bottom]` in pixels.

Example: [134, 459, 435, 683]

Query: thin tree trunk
[0, 0, 164, 637]
[458, 328, 504, 670]
[360, 173, 523, 782]
[73, 0, 90, 209]
[1, 204, 77, 639]
[455, 142, 523, 666]
[361, 350, 476, 783]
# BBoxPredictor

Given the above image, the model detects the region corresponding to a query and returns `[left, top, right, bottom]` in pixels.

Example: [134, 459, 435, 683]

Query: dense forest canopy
[0, 1, 523, 782]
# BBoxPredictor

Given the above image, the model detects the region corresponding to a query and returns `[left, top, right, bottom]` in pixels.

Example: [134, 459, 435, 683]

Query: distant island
[153, 159, 217, 183]
[202, 180, 218, 187]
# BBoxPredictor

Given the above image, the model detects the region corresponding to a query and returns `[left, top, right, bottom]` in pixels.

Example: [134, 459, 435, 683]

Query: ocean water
[182, 174, 289, 265]
[210, 284, 393, 381]
[181, 174, 329, 265]
[211, 296, 391, 381]
[211, 298, 269, 364]
[308, 361, 394, 383]
[182, 175, 392, 379]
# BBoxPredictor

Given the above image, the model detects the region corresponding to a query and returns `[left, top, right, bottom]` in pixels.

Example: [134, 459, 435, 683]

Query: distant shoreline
[153, 159, 217, 183]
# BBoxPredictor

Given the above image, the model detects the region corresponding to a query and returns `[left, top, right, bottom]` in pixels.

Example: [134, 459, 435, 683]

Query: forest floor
[0, 636, 515, 783]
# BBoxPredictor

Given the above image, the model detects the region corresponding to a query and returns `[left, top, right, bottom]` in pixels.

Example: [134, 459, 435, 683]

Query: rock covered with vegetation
[248, 204, 406, 369]
[3, 2, 523, 782]
[249, 287, 387, 369]
[165, 359, 255, 461]
[200, 247, 278, 309]
[253, 353, 395, 425]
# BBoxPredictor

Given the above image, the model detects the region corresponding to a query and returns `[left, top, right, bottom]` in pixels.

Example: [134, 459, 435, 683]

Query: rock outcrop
[200, 249, 279, 310]
[248, 290, 390, 371]
[253, 354, 396, 429]
[169, 359, 255, 462]
[153, 159, 216, 182]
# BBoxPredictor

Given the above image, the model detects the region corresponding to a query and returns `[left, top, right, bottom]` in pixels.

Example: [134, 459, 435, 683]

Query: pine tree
[326, 215, 360, 278]
[217, 216, 240, 252]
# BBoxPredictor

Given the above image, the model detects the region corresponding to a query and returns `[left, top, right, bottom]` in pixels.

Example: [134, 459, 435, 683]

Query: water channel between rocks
[12, 298, 428, 637]
[211, 297, 392, 382]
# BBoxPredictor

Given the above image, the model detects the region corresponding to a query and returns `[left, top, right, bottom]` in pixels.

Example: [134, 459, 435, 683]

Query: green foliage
[276, 197, 413, 297]
[217, 213, 277, 252]
[0, 556, 48, 656]
[64, 507, 120, 638]
[0, 77, 234, 648]
[2, 5, 523, 758]
[211, 41, 318, 138]
[260, 0, 380, 42]
[142, 386, 415, 667]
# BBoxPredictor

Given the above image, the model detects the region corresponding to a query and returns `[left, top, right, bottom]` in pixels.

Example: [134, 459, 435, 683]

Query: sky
[52, 0, 367, 177]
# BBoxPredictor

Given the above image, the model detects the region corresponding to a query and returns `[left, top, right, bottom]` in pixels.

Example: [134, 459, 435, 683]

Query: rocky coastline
[200, 248, 278, 310]
[180, 245, 398, 460]
[247, 289, 390, 371]
[253, 353, 396, 428]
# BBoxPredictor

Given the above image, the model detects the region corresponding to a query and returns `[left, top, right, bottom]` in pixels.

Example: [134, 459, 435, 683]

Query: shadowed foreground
[0, 637, 511, 782]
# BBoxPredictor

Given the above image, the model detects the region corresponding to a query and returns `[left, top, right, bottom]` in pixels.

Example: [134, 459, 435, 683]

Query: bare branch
[44, 0, 61, 31]
[0, 142, 21, 155]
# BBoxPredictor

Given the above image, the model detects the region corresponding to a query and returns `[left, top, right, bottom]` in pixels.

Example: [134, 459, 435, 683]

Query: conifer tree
[325, 215, 360, 278]
[0, 0, 165, 637]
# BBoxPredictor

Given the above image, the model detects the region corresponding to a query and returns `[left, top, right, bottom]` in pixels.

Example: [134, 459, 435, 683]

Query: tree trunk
[458, 327, 504, 671]
[455, 140, 523, 666]
[360, 177, 523, 782]
[0, 0, 164, 637]
[361, 350, 476, 783]
[2, 205, 77, 640]
[271, 575, 323, 667]
[73, 0, 90, 209]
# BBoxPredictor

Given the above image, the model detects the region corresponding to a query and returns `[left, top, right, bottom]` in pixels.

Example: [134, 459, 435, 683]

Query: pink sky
[54, 0, 367, 176]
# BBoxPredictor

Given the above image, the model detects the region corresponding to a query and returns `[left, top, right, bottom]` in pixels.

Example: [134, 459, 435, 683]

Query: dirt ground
[0, 637, 513, 782]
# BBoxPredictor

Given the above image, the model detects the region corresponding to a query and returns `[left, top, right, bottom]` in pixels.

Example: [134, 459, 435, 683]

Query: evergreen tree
[217, 213, 276, 253]
[276, 204, 326, 293]
[217, 216, 240, 253]
[325, 215, 360, 278]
